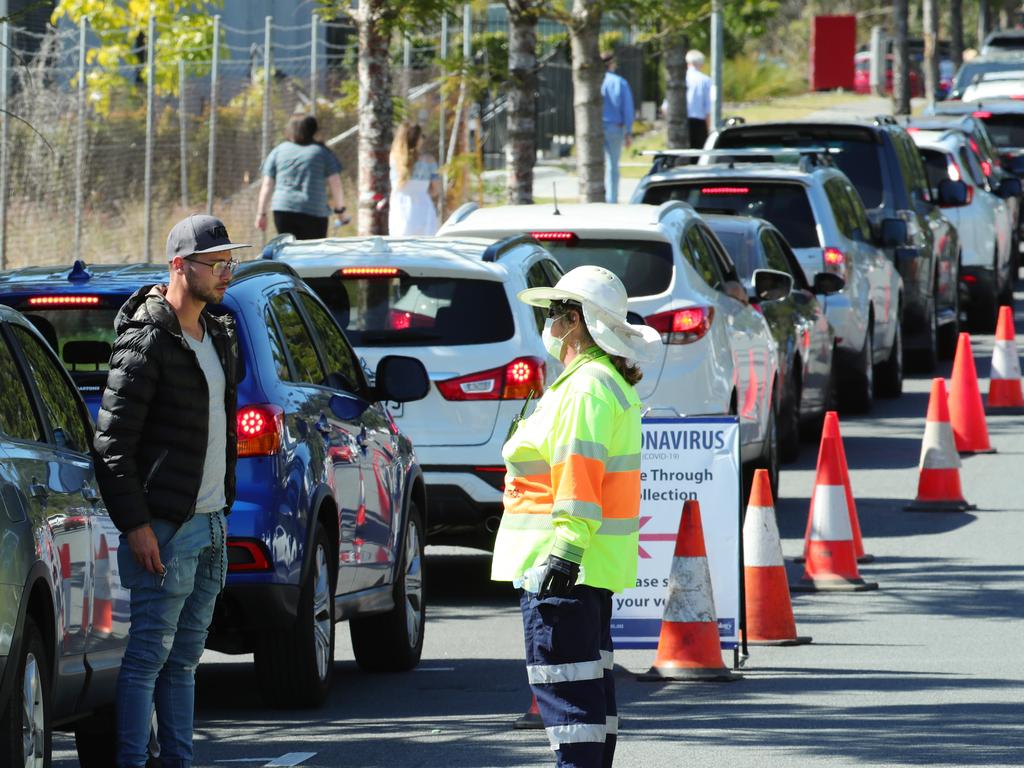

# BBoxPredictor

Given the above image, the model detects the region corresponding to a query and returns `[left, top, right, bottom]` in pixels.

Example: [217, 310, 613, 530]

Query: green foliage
[722, 53, 805, 102]
[51, 0, 222, 114]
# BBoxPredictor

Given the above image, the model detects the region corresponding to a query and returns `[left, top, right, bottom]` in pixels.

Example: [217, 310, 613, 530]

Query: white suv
[268, 234, 564, 549]
[438, 201, 783, 493]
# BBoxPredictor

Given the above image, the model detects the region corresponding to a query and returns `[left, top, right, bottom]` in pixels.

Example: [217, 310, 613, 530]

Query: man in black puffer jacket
[93, 214, 248, 768]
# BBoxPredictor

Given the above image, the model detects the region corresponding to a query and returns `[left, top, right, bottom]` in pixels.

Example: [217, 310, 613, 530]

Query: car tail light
[962, 274, 978, 284]
[700, 186, 749, 195]
[336, 267, 402, 278]
[823, 247, 847, 280]
[947, 159, 963, 182]
[436, 357, 545, 401]
[227, 539, 272, 572]
[237, 404, 285, 457]
[529, 231, 578, 243]
[972, 110, 993, 118]
[27, 295, 100, 306]
[906, 127, 920, 133]
[644, 307, 714, 344]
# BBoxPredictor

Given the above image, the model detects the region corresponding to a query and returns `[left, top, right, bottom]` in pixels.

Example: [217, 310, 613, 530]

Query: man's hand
[126, 525, 164, 575]
[538, 555, 580, 599]
[254, 212, 267, 231]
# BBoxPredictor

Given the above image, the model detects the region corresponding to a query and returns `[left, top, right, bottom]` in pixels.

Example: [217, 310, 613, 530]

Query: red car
[854, 51, 924, 97]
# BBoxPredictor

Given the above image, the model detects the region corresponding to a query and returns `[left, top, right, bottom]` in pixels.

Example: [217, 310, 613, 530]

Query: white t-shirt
[184, 323, 227, 514]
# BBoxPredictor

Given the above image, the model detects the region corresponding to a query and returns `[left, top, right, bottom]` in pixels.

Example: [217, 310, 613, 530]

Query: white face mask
[542, 317, 573, 360]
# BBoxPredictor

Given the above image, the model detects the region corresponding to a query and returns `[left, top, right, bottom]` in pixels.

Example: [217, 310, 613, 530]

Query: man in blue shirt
[686, 49, 712, 149]
[601, 52, 634, 203]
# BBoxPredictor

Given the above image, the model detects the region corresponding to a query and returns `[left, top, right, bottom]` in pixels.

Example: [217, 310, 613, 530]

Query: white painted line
[264, 753, 317, 767]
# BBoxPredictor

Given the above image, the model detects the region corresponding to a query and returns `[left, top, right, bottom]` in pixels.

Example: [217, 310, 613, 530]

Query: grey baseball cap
[166, 214, 251, 261]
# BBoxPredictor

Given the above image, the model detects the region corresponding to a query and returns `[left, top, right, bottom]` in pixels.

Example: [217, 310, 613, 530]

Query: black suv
[708, 117, 964, 366]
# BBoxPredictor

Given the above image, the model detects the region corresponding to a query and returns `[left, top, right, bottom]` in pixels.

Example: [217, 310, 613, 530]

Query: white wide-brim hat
[518, 265, 662, 363]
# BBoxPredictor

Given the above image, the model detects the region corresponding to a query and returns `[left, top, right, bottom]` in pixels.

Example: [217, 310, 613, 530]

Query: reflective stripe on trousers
[520, 586, 617, 768]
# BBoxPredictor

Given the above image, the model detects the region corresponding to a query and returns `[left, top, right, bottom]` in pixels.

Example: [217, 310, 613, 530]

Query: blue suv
[0, 259, 430, 708]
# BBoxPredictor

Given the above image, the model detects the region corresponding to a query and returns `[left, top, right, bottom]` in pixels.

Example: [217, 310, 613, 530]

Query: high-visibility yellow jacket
[491, 347, 642, 593]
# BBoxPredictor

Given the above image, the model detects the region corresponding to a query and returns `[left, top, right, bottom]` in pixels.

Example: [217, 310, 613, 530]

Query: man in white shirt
[686, 49, 712, 148]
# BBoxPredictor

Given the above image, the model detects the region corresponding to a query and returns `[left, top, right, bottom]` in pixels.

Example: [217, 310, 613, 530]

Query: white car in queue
[266, 234, 564, 550]
[437, 201, 786, 495]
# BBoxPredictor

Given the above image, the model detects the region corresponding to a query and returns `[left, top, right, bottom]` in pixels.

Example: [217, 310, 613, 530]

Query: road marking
[265, 753, 317, 767]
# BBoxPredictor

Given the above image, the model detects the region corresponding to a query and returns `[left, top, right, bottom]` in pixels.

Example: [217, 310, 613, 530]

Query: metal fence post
[143, 7, 155, 263]
[261, 15, 271, 164]
[438, 14, 448, 221]
[403, 36, 411, 100]
[310, 14, 318, 115]
[179, 59, 188, 209]
[73, 17, 87, 260]
[206, 14, 220, 215]
[0, 22, 8, 270]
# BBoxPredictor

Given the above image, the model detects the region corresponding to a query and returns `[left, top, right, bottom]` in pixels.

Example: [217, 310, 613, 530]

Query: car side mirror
[937, 178, 970, 207]
[997, 177, 1023, 199]
[1005, 155, 1024, 176]
[812, 271, 845, 295]
[879, 218, 909, 247]
[751, 269, 793, 303]
[374, 355, 430, 403]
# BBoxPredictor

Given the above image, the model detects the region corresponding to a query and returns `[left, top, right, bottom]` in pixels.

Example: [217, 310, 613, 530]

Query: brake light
[337, 267, 401, 278]
[237, 404, 284, 457]
[435, 357, 545, 400]
[972, 110, 993, 118]
[700, 186, 750, 195]
[981, 159, 992, 176]
[644, 307, 714, 344]
[529, 231, 578, 243]
[227, 539, 272, 572]
[27, 295, 100, 306]
[962, 274, 978, 284]
[823, 247, 847, 280]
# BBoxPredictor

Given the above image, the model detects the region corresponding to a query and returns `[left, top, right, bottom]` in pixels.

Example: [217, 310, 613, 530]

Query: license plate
[388, 401, 404, 418]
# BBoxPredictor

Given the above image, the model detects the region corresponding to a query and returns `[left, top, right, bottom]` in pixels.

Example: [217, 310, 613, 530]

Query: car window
[11, 325, 89, 453]
[843, 181, 874, 241]
[644, 182, 821, 248]
[712, 229, 761, 281]
[920, 149, 953, 195]
[894, 132, 931, 202]
[959, 147, 986, 186]
[263, 306, 291, 381]
[539, 239, 674, 297]
[526, 261, 554, 333]
[0, 329, 43, 442]
[269, 292, 326, 385]
[540, 258, 564, 286]
[683, 226, 724, 290]
[770, 232, 811, 290]
[976, 114, 1024, 148]
[297, 292, 363, 393]
[699, 225, 740, 283]
[824, 178, 856, 239]
[760, 230, 791, 274]
[305, 275, 515, 347]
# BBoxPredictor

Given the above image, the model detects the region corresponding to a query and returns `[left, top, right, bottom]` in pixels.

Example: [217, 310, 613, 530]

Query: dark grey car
[0, 304, 129, 767]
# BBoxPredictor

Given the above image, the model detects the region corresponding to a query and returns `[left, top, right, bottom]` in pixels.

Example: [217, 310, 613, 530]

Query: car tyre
[762, 391, 780, 500]
[350, 501, 426, 672]
[840, 324, 874, 414]
[875, 315, 903, 398]
[779, 373, 801, 464]
[968, 273, 1000, 334]
[254, 522, 335, 708]
[938, 278, 961, 360]
[0, 616, 51, 768]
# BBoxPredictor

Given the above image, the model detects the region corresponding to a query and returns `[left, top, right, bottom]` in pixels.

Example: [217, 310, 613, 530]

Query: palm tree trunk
[356, 0, 393, 235]
[664, 34, 689, 149]
[950, 0, 964, 69]
[923, 0, 938, 108]
[892, 0, 911, 116]
[506, 0, 538, 204]
[568, 0, 604, 203]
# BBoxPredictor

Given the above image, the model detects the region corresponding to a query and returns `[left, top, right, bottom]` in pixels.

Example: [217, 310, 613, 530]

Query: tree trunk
[892, 0, 911, 116]
[978, 0, 990, 50]
[356, 0, 392, 235]
[950, 0, 964, 69]
[505, 0, 538, 204]
[568, 0, 604, 203]
[923, 0, 938, 108]
[664, 34, 689, 149]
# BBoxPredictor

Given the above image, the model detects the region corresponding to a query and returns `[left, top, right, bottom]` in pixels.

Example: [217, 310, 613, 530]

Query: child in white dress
[388, 123, 441, 236]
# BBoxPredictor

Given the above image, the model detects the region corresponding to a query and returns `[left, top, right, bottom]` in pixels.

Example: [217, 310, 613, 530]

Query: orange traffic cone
[742, 469, 811, 646]
[512, 693, 543, 730]
[949, 333, 995, 454]
[987, 306, 1024, 413]
[906, 378, 977, 512]
[92, 536, 113, 637]
[792, 432, 879, 592]
[639, 500, 738, 681]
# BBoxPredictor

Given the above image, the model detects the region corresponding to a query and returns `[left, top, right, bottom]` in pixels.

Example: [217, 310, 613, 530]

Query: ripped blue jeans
[115, 510, 226, 768]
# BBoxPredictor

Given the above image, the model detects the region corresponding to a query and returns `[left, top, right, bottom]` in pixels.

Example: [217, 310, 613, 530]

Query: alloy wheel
[22, 653, 44, 768]
[312, 544, 332, 682]
[403, 521, 424, 648]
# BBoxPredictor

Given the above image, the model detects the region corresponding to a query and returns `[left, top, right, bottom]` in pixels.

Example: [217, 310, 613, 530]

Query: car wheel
[350, 501, 426, 672]
[0, 616, 50, 768]
[875, 316, 903, 398]
[761, 392, 780, 500]
[779, 373, 801, 464]
[840, 324, 874, 414]
[254, 522, 335, 708]
[938, 277, 961, 360]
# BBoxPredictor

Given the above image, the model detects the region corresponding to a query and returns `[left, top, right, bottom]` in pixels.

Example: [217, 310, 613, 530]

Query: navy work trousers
[520, 586, 617, 768]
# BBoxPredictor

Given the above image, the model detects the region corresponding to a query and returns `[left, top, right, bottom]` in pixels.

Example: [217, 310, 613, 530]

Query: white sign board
[611, 417, 741, 650]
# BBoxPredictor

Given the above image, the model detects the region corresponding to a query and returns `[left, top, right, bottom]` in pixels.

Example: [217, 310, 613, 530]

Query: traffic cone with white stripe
[987, 306, 1024, 413]
[512, 694, 543, 730]
[639, 500, 738, 681]
[949, 333, 995, 454]
[742, 469, 811, 645]
[792, 431, 878, 592]
[906, 378, 977, 512]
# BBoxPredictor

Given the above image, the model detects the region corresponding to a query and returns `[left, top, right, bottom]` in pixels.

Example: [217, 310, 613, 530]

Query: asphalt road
[54, 304, 1024, 768]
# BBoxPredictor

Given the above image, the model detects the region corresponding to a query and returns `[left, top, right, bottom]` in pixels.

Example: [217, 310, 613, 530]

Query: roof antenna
[552, 182, 561, 216]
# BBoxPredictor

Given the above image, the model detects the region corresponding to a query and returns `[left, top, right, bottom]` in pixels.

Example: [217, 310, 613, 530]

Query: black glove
[537, 555, 580, 599]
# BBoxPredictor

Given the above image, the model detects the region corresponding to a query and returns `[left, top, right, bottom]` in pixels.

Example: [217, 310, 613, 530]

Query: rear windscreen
[953, 61, 1024, 94]
[20, 307, 117, 373]
[538, 240, 674, 297]
[978, 114, 1024, 148]
[305, 276, 514, 347]
[714, 129, 885, 208]
[641, 182, 820, 249]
